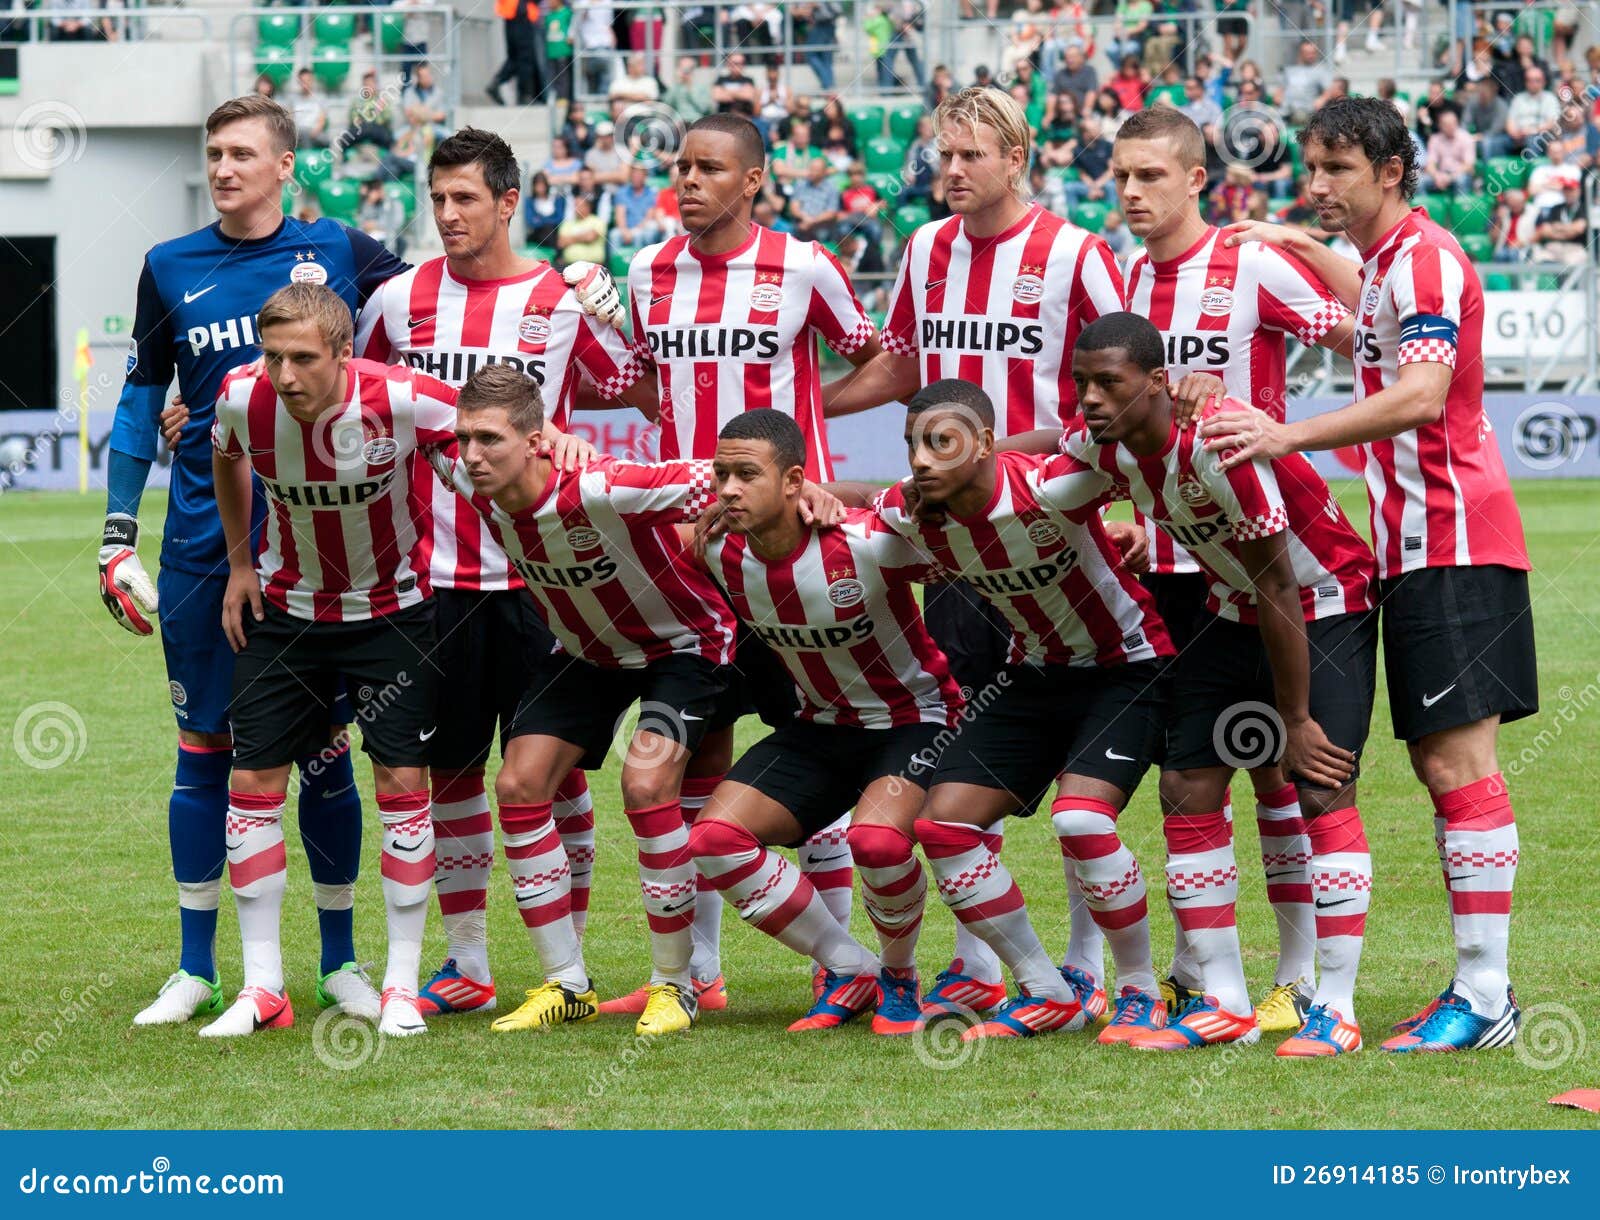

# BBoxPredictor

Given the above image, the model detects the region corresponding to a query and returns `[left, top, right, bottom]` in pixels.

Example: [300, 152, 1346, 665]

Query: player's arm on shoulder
[1220, 220, 1362, 309]
[1032, 450, 1115, 519]
[995, 427, 1065, 455]
[821, 480, 886, 509]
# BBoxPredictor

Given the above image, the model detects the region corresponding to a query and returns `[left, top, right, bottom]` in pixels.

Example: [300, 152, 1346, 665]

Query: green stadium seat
[1415, 193, 1451, 225]
[1071, 201, 1110, 232]
[887, 103, 922, 145]
[831, 171, 850, 193]
[847, 104, 886, 144]
[1451, 194, 1492, 236]
[1537, 273, 1563, 291]
[281, 182, 298, 215]
[524, 244, 557, 265]
[312, 44, 351, 91]
[254, 45, 294, 89]
[864, 137, 904, 175]
[257, 14, 299, 48]
[1459, 233, 1492, 262]
[383, 179, 416, 221]
[377, 12, 408, 55]
[1045, 164, 1080, 184]
[317, 178, 360, 225]
[867, 171, 903, 202]
[1485, 156, 1528, 190]
[891, 201, 930, 237]
[293, 147, 335, 192]
[608, 247, 638, 278]
[312, 11, 356, 47]
[1485, 272, 1514, 291]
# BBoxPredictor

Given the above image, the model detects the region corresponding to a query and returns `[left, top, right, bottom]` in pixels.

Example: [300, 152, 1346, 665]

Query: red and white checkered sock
[1256, 782, 1317, 986]
[431, 771, 494, 981]
[845, 822, 925, 969]
[1435, 773, 1519, 1016]
[916, 819, 1068, 1001]
[690, 818, 877, 976]
[1052, 796, 1154, 995]
[227, 790, 287, 991]
[1306, 804, 1371, 1023]
[626, 801, 696, 987]
[500, 800, 586, 989]
[1163, 809, 1249, 1014]
[953, 828, 1008, 985]
[553, 770, 594, 942]
[378, 790, 435, 994]
[1167, 787, 1231, 989]
[680, 774, 725, 981]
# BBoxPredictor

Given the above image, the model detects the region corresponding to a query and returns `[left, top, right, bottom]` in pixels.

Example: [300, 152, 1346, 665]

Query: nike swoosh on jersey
[406, 315, 436, 329]
[924, 278, 946, 290]
[183, 285, 217, 304]
[650, 293, 672, 306]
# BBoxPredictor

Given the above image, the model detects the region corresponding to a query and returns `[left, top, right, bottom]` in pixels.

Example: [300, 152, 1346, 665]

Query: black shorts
[1217, 14, 1248, 36]
[429, 587, 557, 770]
[1380, 565, 1538, 742]
[230, 600, 440, 770]
[1164, 611, 1378, 785]
[930, 658, 1170, 813]
[507, 651, 728, 771]
[1141, 571, 1212, 654]
[720, 616, 801, 729]
[727, 719, 944, 845]
[922, 578, 1015, 696]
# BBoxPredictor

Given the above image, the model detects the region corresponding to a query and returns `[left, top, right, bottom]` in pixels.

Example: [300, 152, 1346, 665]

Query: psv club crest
[826, 567, 865, 608]
[290, 251, 328, 285]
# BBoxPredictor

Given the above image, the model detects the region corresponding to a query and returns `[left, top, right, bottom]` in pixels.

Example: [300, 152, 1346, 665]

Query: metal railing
[0, 3, 211, 43]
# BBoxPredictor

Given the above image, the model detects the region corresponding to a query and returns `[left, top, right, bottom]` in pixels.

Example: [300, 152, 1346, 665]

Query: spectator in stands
[788, 157, 844, 242]
[1280, 40, 1335, 124]
[1216, 0, 1250, 62]
[609, 53, 660, 104]
[572, 165, 612, 217]
[1107, 56, 1148, 113]
[1208, 162, 1254, 224]
[927, 63, 956, 110]
[1331, 0, 1385, 66]
[1106, 0, 1153, 66]
[753, 196, 793, 236]
[402, 63, 449, 143]
[822, 123, 856, 171]
[971, 64, 1000, 93]
[772, 119, 817, 189]
[523, 171, 566, 248]
[1425, 109, 1477, 195]
[1500, 33, 1550, 98]
[723, 3, 781, 65]
[834, 231, 887, 308]
[345, 70, 396, 153]
[1001, 0, 1048, 77]
[1013, 58, 1047, 119]
[543, 0, 575, 106]
[358, 179, 407, 258]
[543, 136, 582, 190]
[1532, 169, 1590, 264]
[556, 191, 607, 268]
[713, 52, 759, 119]
[1065, 113, 1115, 207]
[904, 114, 939, 200]
[1499, 65, 1562, 158]
[1248, 114, 1294, 197]
[661, 57, 710, 123]
[609, 164, 664, 254]
[1194, 53, 1229, 109]
[584, 120, 627, 186]
[1414, 79, 1458, 143]
[49, 0, 110, 42]
[1490, 187, 1532, 260]
[759, 62, 790, 128]
[561, 103, 595, 153]
[288, 69, 330, 151]
[1179, 73, 1221, 136]
[253, 74, 278, 100]
[794, 3, 841, 92]
[1052, 40, 1099, 109]
[389, 0, 434, 87]
[887, 0, 928, 90]
[1233, 57, 1265, 95]
[840, 164, 887, 244]
[1029, 163, 1069, 216]
[1041, 92, 1082, 165]
[574, 0, 615, 97]
[1093, 88, 1129, 137]
[1376, 77, 1411, 126]
[486, 0, 542, 107]
[1457, 42, 1496, 95]
[1464, 76, 1510, 154]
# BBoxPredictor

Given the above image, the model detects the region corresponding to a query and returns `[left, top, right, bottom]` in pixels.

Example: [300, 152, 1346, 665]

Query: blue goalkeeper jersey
[110, 216, 408, 576]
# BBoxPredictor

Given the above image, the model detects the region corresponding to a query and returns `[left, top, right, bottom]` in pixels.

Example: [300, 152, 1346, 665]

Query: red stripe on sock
[228, 842, 286, 889]
[382, 850, 435, 886]
[434, 811, 493, 838]
[1163, 810, 1231, 854]
[626, 801, 685, 840]
[1316, 912, 1368, 938]
[438, 890, 487, 915]
[1307, 805, 1369, 855]
[377, 789, 430, 815]
[1451, 889, 1513, 915]
[1254, 782, 1298, 808]
[957, 885, 1027, 925]
[1173, 902, 1237, 931]
[1092, 898, 1149, 930]
[553, 770, 589, 801]
[1266, 883, 1312, 904]
[804, 866, 853, 891]
[1436, 773, 1515, 831]
[229, 790, 286, 812]
[500, 801, 553, 837]
[431, 771, 486, 803]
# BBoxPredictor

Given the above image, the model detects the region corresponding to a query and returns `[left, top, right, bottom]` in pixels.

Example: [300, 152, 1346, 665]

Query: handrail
[4, 5, 212, 41]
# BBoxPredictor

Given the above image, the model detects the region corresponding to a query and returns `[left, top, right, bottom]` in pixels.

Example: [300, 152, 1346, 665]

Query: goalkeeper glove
[98, 513, 159, 636]
[562, 261, 627, 328]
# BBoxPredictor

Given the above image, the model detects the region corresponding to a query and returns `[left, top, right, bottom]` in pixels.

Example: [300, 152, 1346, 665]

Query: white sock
[1163, 809, 1249, 1014]
[1255, 783, 1316, 987]
[431, 773, 493, 981]
[501, 801, 586, 989]
[1052, 796, 1154, 996]
[681, 774, 724, 981]
[378, 791, 435, 995]
[226, 790, 287, 991]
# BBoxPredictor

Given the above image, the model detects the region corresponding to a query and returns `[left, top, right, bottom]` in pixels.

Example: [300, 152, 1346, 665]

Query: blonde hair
[934, 86, 1032, 192]
[205, 94, 297, 155]
[257, 283, 353, 354]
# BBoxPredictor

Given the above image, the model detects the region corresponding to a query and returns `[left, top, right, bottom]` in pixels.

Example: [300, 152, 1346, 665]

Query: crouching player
[685, 410, 964, 1033]
[444, 367, 843, 1036]
[1061, 313, 1380, 1054]
[206, 284, 457, 1038]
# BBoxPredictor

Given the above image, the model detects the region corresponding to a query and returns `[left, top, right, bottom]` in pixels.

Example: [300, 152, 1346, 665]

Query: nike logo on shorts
[419, 727, 437, 741]
[1421, 684, 1456, 708]
[1104, 748, 1135, 762]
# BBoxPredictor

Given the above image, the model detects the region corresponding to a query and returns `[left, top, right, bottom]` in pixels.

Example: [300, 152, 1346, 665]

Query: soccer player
[858, 380, 1174, 1042]
[1200, 97, 1535, 1053]
[688, 410, 963, 1034]
[355, 127, 645, 1016]
[821, 86, 1134, 1017]
[1059, 313, 1380, 1054]
[608, 111, 884, 1012]
[1109, 106, 1357, 1031]
[102, 95, 406, 1026]
[204, 284, 457, 1038]
[443, 365, 838, 1036]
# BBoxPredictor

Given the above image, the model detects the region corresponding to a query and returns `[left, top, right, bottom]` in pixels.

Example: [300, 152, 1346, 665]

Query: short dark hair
[460, 364, 544, 434]
[687, 113, 767, 170]
[429, 126, 521, 197]
[1074, 312, 1166, 373]
[908, 379, 996, 429]
[718, 408, 806, 471]
[1299, 96, 1418, 200]
[1115, 106, 1206, 170]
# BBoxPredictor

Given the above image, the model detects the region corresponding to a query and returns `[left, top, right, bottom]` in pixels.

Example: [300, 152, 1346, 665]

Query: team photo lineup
[92, 76, 1542, 1069]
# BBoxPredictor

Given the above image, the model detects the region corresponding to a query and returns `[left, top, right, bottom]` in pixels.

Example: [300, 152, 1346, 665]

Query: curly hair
[1298, 96, 1418, 200]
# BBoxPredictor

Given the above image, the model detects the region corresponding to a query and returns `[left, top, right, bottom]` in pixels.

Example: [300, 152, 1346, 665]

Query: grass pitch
[1, 484, 1596, 1129]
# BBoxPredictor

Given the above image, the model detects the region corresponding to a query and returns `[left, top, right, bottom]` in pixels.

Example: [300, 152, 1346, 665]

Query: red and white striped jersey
[1124, 227, 1350, 574]
[705, 509, 963, 729]
[451, 455, 736, 669]
[1058, 405, 1377, 624]
[628, 223, 874, 479]
[879, 205, 1125, 437]
[355, 257, 645, 593]
[212, 358, 455, 622]
[1352, 208, 1529, 578]
[873, 451, 1173, 668]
